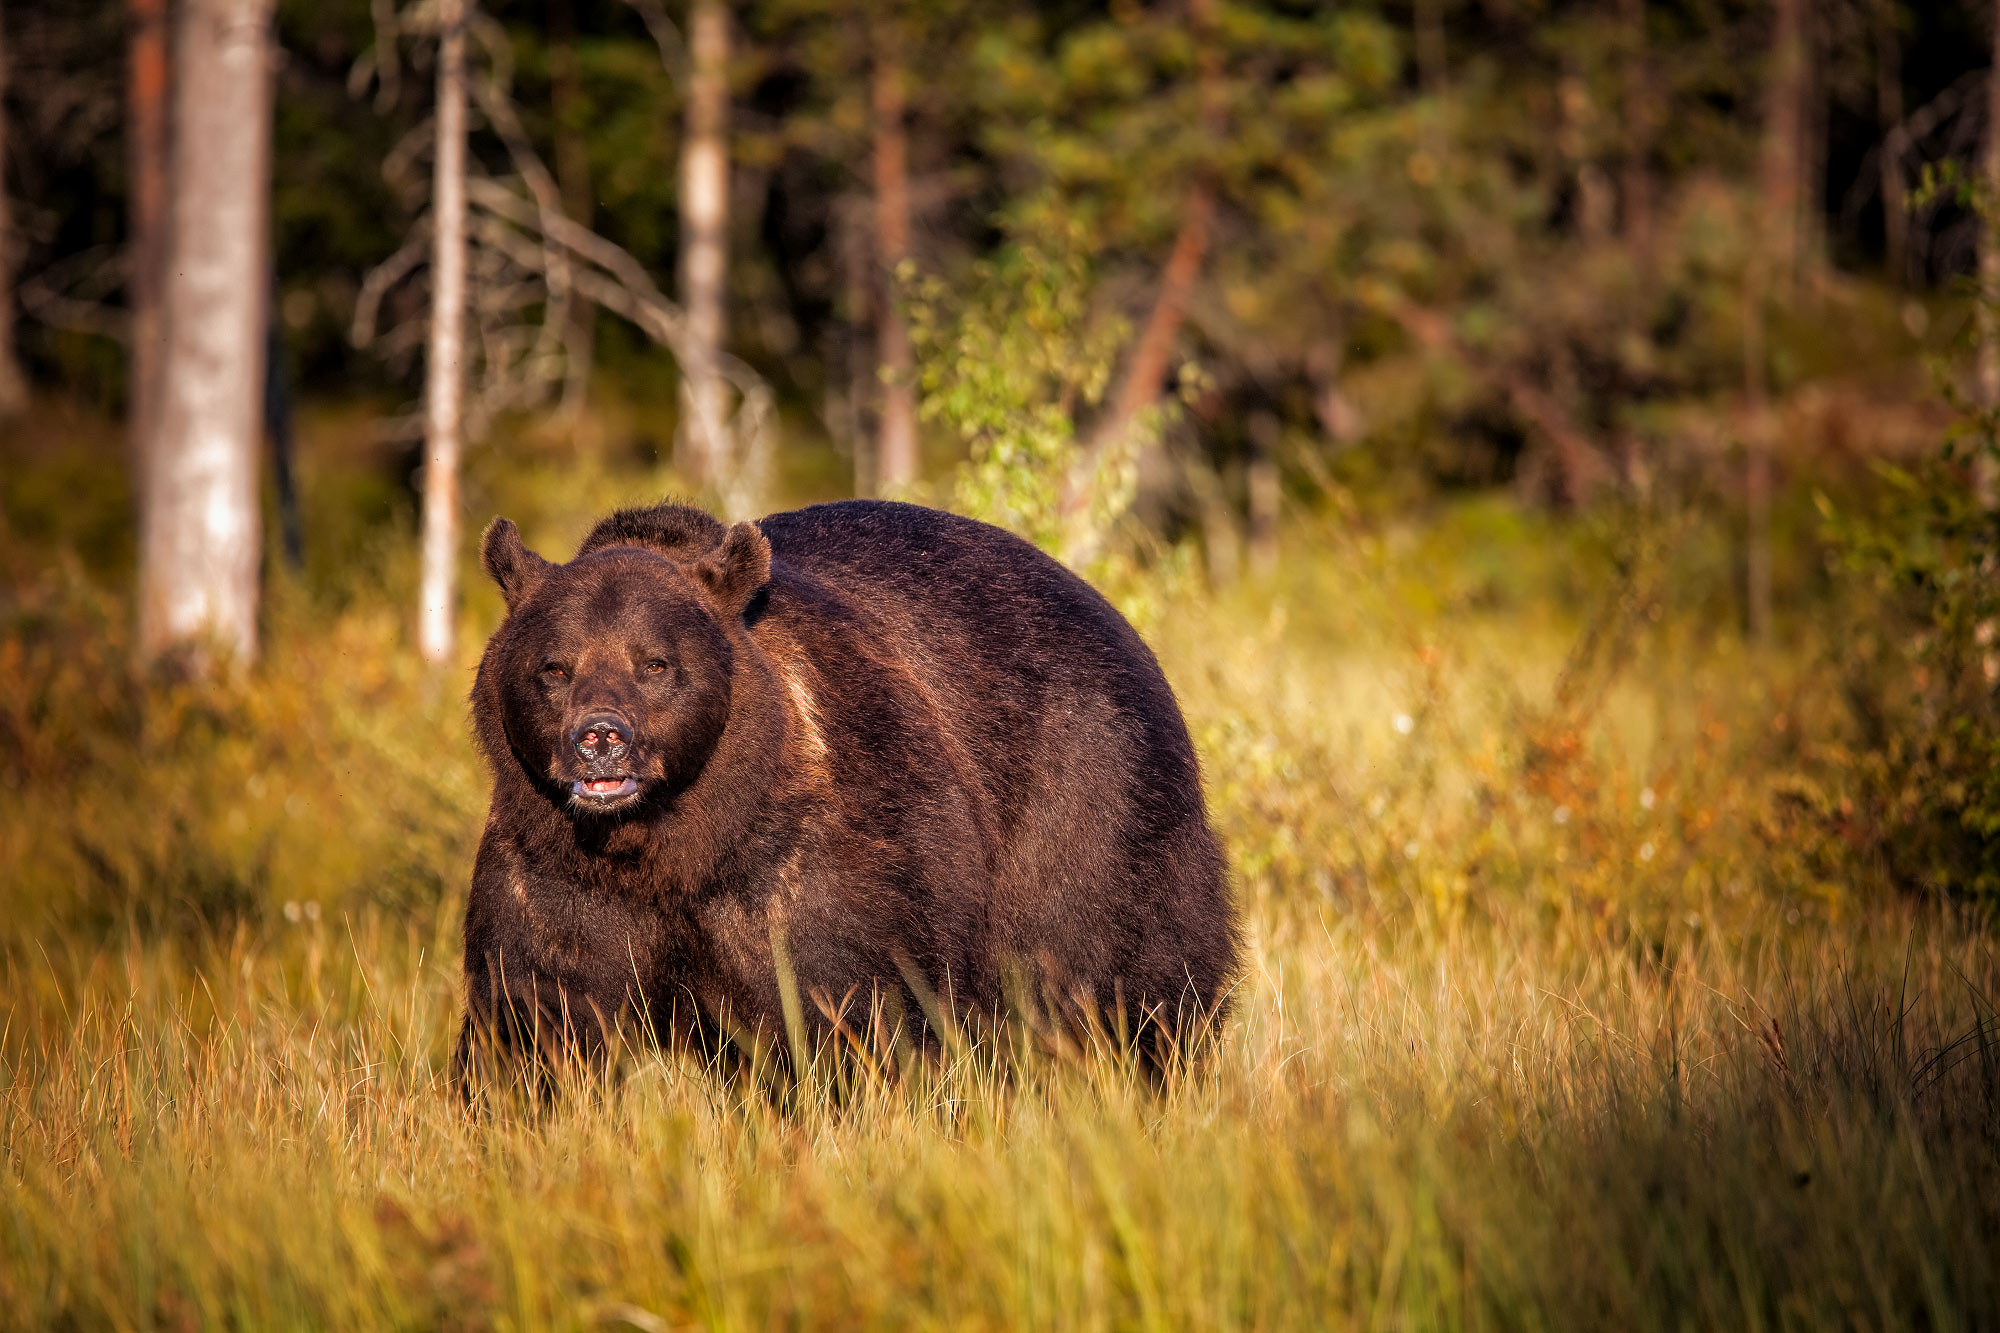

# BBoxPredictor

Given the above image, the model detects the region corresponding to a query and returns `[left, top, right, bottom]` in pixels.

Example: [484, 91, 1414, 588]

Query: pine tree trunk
[1874, 0, 1905, 285]
[1414, 0, 1447, 162]
[1092, 184, 1214, 456]
[418, 0, 468, 666]
[1979, 0, 2000, 407]
[841, 201, 876, 497]
[549, 0, 596, 416]
[1618, 0, 1655, 253]
[127, 0, 172, 464]
[870, 24, 917, 492]
[1560, 72, 1613, 244]
[1761, 0, 1807, 295]
[1740, 0, 1807, 647]
[1246, 411, 1280, 577]
[678, 0, 731, 493]
[1059, 0, 1223, 556]
[1743, 274, 1774, 646]
[1414, 0, 1446, 97]
[0, 0, 27, 418]
[1085, 0, 1222, 464]
[1800, 6, 1826, 284]
[139, 0, 276, 669]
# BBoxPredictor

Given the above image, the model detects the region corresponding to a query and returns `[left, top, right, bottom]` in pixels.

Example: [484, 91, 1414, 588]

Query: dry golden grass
[3, 431, 1997, 1328]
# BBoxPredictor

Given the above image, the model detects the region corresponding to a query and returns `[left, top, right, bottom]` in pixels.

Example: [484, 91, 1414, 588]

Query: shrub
[1819, 389, 2000, 902]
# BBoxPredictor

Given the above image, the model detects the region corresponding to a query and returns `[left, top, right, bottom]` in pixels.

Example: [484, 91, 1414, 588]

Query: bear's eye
[643, 660, 668, 675]
[541, 663, 568, 680]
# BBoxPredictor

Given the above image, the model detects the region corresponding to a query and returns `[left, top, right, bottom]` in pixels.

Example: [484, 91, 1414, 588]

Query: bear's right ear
[481, 517, 552, 610]
[692, 521, 772, 618]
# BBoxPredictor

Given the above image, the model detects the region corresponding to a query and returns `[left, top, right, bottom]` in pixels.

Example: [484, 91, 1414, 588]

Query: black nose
[571, 712, 632, 762]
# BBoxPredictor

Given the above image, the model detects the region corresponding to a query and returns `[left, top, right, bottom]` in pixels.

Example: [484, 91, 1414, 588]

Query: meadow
[3, 399, 1998, 1330]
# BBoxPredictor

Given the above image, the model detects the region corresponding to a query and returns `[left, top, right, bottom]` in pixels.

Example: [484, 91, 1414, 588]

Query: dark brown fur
[455, 499, 1236, 1085]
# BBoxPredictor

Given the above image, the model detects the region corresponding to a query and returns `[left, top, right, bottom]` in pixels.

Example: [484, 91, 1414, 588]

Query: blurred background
[4, 0, 1992, 594]
[9, 5, 2000, 1323]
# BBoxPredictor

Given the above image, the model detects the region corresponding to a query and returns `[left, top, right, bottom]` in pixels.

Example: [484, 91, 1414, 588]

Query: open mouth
[571, 776, 640, 800]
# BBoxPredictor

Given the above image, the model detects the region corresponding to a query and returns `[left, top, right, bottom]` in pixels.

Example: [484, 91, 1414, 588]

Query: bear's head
[475, 512, 771, 818]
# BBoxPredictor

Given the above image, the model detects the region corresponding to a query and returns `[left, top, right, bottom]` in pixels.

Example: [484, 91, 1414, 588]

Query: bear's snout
[570, 712, 633, 765]
[566, 709, 643, 804]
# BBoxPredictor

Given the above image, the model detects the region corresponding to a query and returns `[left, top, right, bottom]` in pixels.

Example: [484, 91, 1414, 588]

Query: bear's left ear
[692, 521, 771, 618]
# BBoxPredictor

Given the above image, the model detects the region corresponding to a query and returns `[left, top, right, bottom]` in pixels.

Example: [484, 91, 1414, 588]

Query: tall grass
[6, 883, 1996, 1327]
[3, 412, 1997, 1328]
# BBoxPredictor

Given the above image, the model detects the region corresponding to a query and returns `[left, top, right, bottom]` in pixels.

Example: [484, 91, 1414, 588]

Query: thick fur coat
[456, 499, 1236, 1080]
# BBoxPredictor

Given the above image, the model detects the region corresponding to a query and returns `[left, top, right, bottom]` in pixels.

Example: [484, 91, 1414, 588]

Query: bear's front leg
[452, 951, 619, 1100]
[451, 839, 626, 1100]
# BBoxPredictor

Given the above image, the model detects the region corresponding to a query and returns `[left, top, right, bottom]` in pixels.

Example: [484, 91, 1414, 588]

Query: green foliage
[1818, 397, 2000, 902]
[908, 223, 1143, 559]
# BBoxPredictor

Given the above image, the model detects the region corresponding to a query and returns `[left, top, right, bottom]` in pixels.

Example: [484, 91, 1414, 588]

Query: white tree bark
[139, 0, 276, 668]
[870, 28, 917, 491]
[0, 0, 28, 418]
[419, 0, 469, 666]
[678, 0, 731, 496]
[548, 0, 596, 418]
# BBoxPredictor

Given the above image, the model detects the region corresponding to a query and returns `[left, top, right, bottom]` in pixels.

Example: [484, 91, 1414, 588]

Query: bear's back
[573, 498, 1208, 848]
[757, 500, 1210, 852]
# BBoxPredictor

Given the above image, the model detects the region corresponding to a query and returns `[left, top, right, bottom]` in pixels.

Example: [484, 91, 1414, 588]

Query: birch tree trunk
[870, 22, 918, 492]
[128, 0, 172, 463]
[678, 0, 731, 493]
[549, 0, 596, 416]
[139, 0, 276, 668]
[0, 0, 27, 418]
[1979, 0, 2000, 408]
[418, 0, 468, 666]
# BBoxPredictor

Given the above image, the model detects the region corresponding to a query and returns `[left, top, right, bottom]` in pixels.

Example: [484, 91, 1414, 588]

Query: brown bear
[455, 499, 1236, 1086]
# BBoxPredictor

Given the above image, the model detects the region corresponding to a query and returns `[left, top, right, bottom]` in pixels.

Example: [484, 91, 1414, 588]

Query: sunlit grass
[3, 429, 1997, 1327]
[6, 887, 1995, 1327]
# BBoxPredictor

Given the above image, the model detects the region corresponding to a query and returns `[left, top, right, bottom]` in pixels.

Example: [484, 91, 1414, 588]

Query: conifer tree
[0, 0, 25, 418]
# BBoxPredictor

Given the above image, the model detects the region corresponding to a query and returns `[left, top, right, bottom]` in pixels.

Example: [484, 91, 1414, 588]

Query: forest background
[6, 0, 2000, 1326]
